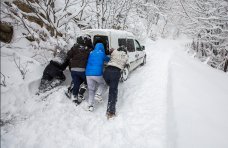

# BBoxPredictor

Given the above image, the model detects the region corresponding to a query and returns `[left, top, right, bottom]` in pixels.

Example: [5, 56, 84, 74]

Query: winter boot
[73, 99, 82, 105]
[72, 96, 82, 105]
[65, 88, 72, 99]
[106, 112, 116, 120]
[78, 94, 85, 101]
[65, 82, 74, 98]
[88, 105, 94, 112]
[84, 103, 94, 112]
[78, 83, 87, 100]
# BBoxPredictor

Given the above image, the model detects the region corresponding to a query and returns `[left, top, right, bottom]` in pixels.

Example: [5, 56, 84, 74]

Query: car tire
[141, 56, 146, 66]
[120, 66, 129, 82]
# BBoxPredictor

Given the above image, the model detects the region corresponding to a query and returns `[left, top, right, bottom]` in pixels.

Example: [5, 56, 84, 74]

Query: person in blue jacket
[85, 43, 110, 111]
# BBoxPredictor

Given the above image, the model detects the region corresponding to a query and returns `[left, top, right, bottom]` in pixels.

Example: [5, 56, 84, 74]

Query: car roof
[82, 29, 134, 38]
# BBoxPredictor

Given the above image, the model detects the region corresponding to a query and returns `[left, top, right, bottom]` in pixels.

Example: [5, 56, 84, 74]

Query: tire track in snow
[114, 39, 176, 148]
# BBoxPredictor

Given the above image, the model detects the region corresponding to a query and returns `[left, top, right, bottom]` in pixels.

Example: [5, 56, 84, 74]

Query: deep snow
[167, 42, 228, 148]
[1, 38, 228, 148]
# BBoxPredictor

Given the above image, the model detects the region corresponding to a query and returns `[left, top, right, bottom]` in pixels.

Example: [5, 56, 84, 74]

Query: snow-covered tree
[84, 0, 134, 30]
[130, 0, 174, 39]
[1, 0, 90, 55]
[170, 0, 228, 72]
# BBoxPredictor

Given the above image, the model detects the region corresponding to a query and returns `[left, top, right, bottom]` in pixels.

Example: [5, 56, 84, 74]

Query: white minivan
[82, 29, 146, 81]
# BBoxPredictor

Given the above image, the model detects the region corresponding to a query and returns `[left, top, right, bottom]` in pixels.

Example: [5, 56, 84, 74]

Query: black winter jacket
[42, 60, 69, 81]
[67, 44, 91, 69]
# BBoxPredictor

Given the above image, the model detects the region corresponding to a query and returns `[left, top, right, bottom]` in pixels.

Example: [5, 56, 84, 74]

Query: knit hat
[77, 35, 92, 48]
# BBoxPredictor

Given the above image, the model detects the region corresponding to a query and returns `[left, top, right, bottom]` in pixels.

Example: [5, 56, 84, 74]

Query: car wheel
[141, 56, 146, 66]
[120, 66, 129, 82]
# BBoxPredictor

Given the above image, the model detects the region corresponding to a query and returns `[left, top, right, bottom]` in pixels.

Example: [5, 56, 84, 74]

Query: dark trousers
[39, 70, 65, 93]
[71, 71, 86, 96]
[42, 62, 66, 81]
[103, 66, 121, 114]
[68, 81, 87, 97]
[39, 78, 64, 93]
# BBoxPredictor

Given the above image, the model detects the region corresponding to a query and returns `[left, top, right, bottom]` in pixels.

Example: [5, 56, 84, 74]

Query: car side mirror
[141, 46, 145, 50]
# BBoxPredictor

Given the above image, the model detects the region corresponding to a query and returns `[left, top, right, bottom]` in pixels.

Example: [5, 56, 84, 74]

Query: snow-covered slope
[168, 43, 228, 148]
[1, 38, 228, 148]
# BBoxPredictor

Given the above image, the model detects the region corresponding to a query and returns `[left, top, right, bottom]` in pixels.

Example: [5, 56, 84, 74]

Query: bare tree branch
[0, 72, 7, 87]
[13, 54, 29, 80]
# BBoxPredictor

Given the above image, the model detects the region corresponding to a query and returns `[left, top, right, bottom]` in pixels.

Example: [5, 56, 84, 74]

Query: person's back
[85, 43, 110, 111]
[107, 47, 128, 70]
[67, 37, 92, 70]
[86, 43, 109, 76]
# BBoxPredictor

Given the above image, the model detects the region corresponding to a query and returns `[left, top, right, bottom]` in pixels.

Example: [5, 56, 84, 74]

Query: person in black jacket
[38, 50, 69, 93]
[66, 35, 93, 105]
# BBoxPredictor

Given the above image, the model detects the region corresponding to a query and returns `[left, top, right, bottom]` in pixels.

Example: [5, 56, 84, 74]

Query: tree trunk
[224, 59, 228, 72]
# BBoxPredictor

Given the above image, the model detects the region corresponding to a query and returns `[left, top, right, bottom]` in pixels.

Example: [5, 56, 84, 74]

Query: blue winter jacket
[86, 43, 110, 76]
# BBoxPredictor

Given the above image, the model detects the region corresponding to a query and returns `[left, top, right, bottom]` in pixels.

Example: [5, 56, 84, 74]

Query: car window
[118, 38, 127, 47]
[126, 39, 135, 52]
[94, 35, 109, 54]
[135, 40, 141, 51]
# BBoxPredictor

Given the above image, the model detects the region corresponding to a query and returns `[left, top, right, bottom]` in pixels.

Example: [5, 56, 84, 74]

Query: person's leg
[50, 78, 63, 88]
[102, 68, 111, 103]
[78, 72, 87, 100]
[71, 71, 82, 98]
[78, 82, 87, 100]
[50, 71, 65, 89]
[38, 72, 53, 93]
[96, 76, 107, 93]
[68, 81, 74, 94]
[103, 68, 111, 86]
[86, 76, 96, 107]
[65, 81, 73, 99]
[95, 76, 107, 102]
[56, 71, 66, 81]
[107, 70, 121, 115]
[38, 79, 50, 93]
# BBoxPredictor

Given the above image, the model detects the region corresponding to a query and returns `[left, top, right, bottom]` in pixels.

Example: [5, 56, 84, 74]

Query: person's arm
[123, 52, 129, 66]
[104, 54, 110, 62]
[60, 59, 69, 71]
[109, 48, 115, 54]
[67, 45, 76, 59]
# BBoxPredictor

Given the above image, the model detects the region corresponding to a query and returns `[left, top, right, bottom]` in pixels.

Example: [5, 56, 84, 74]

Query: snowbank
[167, 41, 228, 148]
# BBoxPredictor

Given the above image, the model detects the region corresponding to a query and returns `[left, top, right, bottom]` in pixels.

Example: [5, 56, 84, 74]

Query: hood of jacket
[94, 43, 105, 52]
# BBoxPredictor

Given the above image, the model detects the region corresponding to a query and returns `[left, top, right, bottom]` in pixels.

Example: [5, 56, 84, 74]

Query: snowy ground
[1, 38, 228, 148]
[167, 41, 228, 148]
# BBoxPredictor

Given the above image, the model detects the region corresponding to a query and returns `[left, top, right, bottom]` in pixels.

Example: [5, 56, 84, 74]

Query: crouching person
[38, 50, 69, 94]
[103, 46, 128, 119]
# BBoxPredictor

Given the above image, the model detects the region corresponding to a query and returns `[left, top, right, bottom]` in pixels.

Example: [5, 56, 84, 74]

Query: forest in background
[1, 0, 228, 72]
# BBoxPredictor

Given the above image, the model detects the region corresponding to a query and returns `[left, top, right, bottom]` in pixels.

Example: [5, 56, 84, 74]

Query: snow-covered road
[1, 39, 228, 148]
